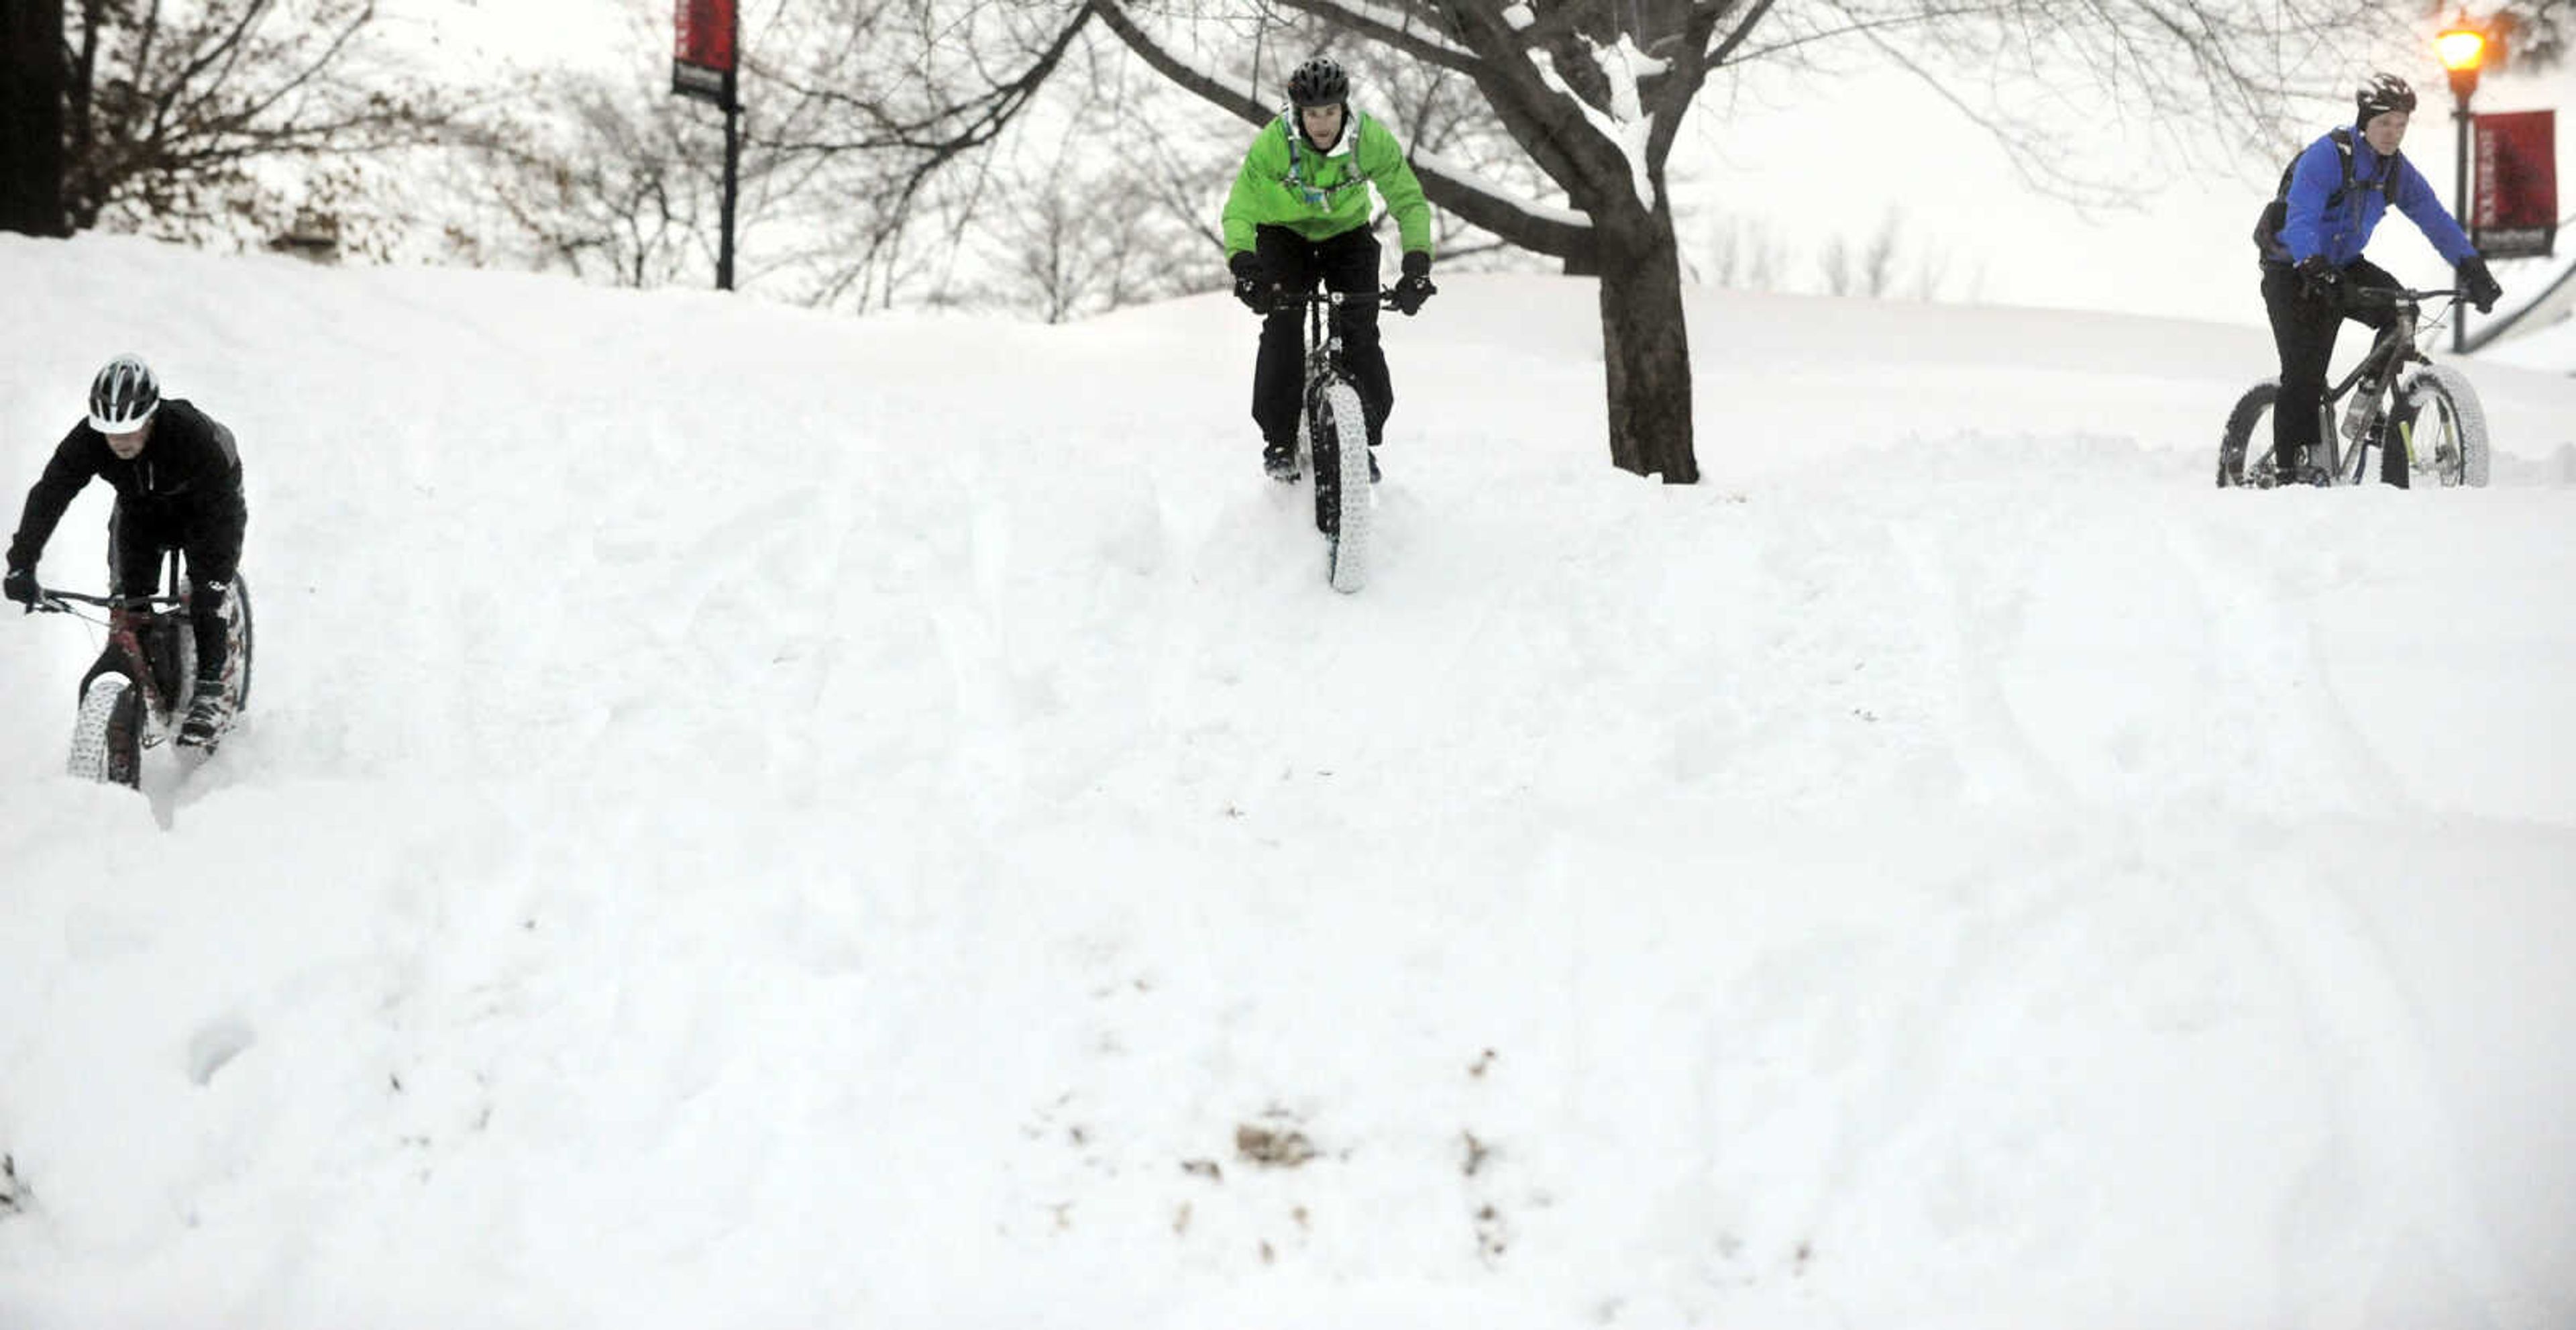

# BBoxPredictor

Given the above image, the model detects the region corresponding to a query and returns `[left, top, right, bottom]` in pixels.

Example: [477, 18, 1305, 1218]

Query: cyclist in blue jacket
[2257, 73, 2502, 485]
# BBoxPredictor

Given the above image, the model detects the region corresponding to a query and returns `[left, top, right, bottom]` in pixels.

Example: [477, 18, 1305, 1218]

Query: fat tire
[2394, 364, 2490, 488]
[68, 674, 142, 788]
[227, 574, 255, 712]
[1320, 383, 1371, 593]
[2218, 378, 2279, 489]
[178, 572, 256, 717]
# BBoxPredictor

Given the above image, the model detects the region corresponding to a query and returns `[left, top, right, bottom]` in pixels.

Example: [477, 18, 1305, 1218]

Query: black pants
[1251, 225, 1393, 451]
[2260, 257, 2398, 474]
[110, 495, 245, 678]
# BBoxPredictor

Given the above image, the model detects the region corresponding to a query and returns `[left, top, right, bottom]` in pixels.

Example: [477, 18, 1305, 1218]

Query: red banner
[672, 0, 737, 107]
[2473, 109, 2556, 260]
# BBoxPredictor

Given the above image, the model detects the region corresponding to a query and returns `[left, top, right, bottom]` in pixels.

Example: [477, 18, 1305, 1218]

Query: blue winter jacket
[2276, 129, 2477, 268]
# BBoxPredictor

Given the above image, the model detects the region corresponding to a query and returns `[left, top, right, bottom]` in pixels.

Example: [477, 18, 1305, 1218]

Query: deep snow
[3, 234, 2574, 1329]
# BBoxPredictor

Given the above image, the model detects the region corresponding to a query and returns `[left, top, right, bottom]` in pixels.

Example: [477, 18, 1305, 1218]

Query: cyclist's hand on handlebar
[1389, 250, 1436, 317]
[3, 564, 37, 610]
[1229, 251, 1278, 315]
[2296, 254, 2342, 305]
[2459, 256, 2502, 314]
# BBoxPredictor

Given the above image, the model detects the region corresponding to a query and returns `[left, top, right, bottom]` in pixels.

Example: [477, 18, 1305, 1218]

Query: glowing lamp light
[2436, 15, 2489, 103]
[2436, 25, 2486, 73]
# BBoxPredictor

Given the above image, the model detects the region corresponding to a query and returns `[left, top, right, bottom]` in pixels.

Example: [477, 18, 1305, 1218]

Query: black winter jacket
[7, 399, 244, 570]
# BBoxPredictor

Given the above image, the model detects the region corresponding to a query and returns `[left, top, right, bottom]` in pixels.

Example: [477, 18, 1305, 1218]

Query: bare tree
[446, 66, 744, 289]
[427, 1, 957, 307]
[1820, 206, 1903, 297]
[742, 0, 1109, 312]
[610, 0, 2408, 480]
[970, 142, 1220, 320]
[1100, 0, 2406, 480]
[1816, 233, 1852, 296]
[1902, 238, 1952, 303]
[708, 4, 1521, 312]
[50, 0, 453, 250]
[1701, 213, 1774, 289]
[1705, 212, 1791, 291]
[1858, 209, 1899, 298]
[2475, 0, 2572, 68]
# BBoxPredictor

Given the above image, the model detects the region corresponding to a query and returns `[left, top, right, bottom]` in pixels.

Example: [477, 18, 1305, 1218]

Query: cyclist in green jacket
[1223, 56, 1436, 482]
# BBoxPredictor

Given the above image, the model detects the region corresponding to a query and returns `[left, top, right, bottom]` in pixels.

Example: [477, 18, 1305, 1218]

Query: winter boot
[177, 672, 229, 749]
[1262, 438, 1300, 482]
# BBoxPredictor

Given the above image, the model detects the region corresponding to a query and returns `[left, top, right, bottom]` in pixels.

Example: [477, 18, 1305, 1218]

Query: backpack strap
[2318, 126, 2403, 209]
[2326, 126, 2358, 209]
[1281, 109, 1371, 201]
[2256, 126, 2400, 260]
[1281, 112, 1313, 196]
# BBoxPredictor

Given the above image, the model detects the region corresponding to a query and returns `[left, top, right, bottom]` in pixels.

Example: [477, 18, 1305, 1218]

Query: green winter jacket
[1222, 111, 1434, 259]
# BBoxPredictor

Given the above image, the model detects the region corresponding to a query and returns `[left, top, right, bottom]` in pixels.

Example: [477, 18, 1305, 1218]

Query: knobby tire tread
[2218, 378, 2280, 489]
[2400, 364, 2491, 488]
[1323, 382, 1371, 593]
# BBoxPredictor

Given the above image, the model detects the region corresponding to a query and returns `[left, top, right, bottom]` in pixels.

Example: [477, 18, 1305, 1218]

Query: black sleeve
[208, 417, 243, 489]
[7, 425, 103, 570]
[163, 400, 244, 495]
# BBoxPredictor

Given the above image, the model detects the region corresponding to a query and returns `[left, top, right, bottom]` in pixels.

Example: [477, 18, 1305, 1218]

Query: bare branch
[1268, 0, 1477, 70]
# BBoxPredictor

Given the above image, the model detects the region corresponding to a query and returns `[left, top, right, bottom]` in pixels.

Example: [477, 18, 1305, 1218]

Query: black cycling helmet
[1287, 56, 1348, 108]
[2356, 72, 2418, 122]
[88, 354, 161, 433]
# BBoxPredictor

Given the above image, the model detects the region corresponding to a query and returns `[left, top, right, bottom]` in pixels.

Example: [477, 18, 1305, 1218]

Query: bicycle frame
[29, 546, 256, 786]
[2307, 287, 2461, 484]
[1284, 291, 1395, 434]
[38, 586, 191, 730]
[1273, 289, 1400, 593]
[33, 546, 219, 736]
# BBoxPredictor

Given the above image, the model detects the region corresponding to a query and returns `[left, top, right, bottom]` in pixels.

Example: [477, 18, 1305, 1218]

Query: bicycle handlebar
[25, 587, 182, 614]
[1271, 290, 1405, 312]
[2344, 285, 2463, 307]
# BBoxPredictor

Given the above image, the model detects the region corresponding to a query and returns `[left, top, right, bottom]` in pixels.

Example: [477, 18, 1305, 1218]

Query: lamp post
[2436, 13, 2489, 351]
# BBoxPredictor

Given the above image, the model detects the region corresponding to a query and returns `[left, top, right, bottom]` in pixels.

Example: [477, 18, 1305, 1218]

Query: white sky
[3, 216, 2575, 1325]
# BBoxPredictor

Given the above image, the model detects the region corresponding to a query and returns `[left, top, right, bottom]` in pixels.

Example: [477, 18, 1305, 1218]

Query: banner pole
[672, 0, 743, 293]
[719, 95, 740, 292]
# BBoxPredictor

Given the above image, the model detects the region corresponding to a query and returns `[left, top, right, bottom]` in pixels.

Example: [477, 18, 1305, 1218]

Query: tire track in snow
[2161, 510, 2413, 819]
[2235, 851, 2546, 1329]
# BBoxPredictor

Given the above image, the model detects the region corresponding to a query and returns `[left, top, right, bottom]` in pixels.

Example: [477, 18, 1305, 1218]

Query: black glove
[1389, 250, 1436, 316]
[2296, 254, 2343, 305]
[2459, 256, 2502, 314]
[1229, 251, 1277, 315]
[3, 564, 37, 609]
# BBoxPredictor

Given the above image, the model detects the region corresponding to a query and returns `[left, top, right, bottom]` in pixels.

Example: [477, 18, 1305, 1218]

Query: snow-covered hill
[4, 234, 2573, 1329]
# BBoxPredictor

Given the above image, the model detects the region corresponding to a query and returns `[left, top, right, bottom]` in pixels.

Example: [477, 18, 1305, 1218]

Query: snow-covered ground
[3, 234, 2573, 1329]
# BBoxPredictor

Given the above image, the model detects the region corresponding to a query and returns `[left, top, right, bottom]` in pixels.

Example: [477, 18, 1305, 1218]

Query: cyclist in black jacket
[6, 355, 248, 747]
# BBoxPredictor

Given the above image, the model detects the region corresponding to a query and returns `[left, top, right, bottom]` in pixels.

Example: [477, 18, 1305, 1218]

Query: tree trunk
[0, 0, 68, 237]
[1595, 199, 1697, 482]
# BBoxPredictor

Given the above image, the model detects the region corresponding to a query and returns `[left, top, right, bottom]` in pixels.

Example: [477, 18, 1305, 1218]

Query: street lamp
[2436, 12, 2489, 350]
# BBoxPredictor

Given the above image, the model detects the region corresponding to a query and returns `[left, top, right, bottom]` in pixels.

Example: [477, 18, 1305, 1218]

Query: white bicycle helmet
[88, 354, 161, 433]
